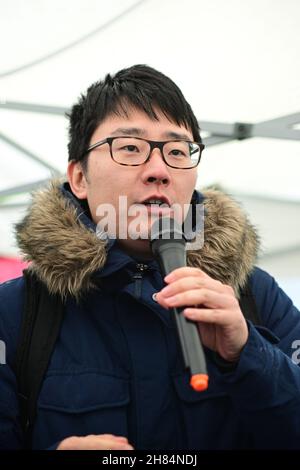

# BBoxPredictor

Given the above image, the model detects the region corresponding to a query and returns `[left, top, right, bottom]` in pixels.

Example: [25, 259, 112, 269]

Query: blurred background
[0, 0, 299, 306]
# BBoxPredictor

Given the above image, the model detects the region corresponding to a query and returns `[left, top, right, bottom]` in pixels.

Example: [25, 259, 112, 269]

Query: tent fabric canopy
[0, 0, 299, 305]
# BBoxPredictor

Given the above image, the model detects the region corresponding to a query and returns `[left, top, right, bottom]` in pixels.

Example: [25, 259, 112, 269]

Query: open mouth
[139, 200, 173, 218]
[139, 196, 171, 207]
[128, 197, 173, 222]
[142, 199, 170, 207]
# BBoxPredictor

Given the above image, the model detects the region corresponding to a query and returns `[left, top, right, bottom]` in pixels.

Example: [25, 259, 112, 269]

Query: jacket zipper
[132, 263, 148, 299]
[122, 263, 149, 448]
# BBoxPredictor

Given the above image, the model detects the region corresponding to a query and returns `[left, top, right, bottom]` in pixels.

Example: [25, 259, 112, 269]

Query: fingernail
[164, 273, 174, 282]
[184, 308, 194, 317]
[160, 285, 172, 296]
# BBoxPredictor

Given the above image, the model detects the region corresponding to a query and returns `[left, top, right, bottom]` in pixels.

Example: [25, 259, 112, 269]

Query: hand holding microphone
[150, 217, 209, 392]
[151, 217, 249, 390]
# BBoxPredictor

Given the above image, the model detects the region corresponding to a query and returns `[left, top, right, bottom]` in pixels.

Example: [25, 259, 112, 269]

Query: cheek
[190, 170, 198, 189]
[175, 173, 197, 220]
[177, 173, 197, 202]
[87, 173, 135, 223]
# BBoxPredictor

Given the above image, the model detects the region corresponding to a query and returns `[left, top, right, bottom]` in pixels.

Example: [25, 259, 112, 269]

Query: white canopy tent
[0, 0, 299, 305]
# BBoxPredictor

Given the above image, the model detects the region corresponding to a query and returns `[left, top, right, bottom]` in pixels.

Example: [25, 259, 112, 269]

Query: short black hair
[67, 64, 201, 169]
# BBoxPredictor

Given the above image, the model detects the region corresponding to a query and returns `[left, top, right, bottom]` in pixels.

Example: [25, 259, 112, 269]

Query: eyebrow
[110, 127, 146, 137]
[110, 127, 192, 141]
[164, 131, 192, 140]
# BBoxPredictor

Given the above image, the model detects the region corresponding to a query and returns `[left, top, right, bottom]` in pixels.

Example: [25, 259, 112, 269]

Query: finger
[158, 276, 226, 300]
[97, 435, 133, 450]
[183, 305, 244, 329]
[79, 435, 133, 450]
[95, 439, 133, 451]
[162, 288, 235, 310]
[101, 434, 128, 440]
[97, 434, 129, 444]
[183, 307, 226, 325]
[108, 441, 134, 450]
[164, 267, 210, 283]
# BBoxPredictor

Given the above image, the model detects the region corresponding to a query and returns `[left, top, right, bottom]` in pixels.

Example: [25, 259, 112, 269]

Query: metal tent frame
[0, 100, 299, 199]
[0, 101, 299, 265]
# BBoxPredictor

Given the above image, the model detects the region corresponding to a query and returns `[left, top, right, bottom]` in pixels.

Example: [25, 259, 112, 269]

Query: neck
[116, 238, 154, 260]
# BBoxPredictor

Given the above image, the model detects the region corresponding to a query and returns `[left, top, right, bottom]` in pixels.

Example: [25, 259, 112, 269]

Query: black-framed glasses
[83, 136, 204, 169]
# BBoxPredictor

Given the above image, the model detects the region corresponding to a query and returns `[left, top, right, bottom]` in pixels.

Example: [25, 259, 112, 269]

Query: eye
[169, 148, 186, 157]
[167, 143, 190, 158]
[121, 144, 140, 152]
[164, 141, 191, 159]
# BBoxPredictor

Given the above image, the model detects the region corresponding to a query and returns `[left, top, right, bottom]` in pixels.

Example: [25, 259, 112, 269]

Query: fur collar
[16, 181, 259, 299]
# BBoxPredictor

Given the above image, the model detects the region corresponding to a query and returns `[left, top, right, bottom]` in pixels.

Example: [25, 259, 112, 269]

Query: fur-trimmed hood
[16, 181, 259, 299]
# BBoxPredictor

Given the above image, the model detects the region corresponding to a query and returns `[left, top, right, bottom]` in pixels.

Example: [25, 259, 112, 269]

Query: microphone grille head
[150, 217, 184, 242]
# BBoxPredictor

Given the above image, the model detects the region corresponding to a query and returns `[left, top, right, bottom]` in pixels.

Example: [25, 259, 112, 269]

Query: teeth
[144, 199, 168, 206]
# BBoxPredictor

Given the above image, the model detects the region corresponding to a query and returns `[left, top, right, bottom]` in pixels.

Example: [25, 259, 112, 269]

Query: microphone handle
[155, 241, 208, 385]
[172, 305, 208, 377]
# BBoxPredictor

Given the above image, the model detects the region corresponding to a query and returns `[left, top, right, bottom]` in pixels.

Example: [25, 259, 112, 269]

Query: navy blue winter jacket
[0, 182, 300, 450]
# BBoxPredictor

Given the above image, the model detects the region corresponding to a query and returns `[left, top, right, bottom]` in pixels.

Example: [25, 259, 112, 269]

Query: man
[0, 64, 300, 450]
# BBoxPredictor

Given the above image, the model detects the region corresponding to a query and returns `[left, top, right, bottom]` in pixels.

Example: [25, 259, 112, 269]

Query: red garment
[0, 257, 28, 283]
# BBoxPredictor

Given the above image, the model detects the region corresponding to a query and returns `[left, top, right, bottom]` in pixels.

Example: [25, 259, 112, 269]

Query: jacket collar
[16, 180, 259, 299]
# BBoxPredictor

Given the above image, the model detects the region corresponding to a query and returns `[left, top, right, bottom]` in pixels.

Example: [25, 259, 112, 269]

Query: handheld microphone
[150, 217, 208, 392]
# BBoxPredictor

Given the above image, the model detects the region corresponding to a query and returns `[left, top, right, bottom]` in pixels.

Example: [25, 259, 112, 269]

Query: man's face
[68, 107, 198, 257]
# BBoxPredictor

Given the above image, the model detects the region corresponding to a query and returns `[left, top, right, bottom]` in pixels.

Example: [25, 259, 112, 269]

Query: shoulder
[248, 266, 293, 312]
[248, 266, 279, 295]
[248, 266, 300, 339]
[0, 276, 25, 363]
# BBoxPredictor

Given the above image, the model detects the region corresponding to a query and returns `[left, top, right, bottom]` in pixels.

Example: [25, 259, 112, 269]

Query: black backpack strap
[239, 275, 262, 326]
[14, 270, 65, 447]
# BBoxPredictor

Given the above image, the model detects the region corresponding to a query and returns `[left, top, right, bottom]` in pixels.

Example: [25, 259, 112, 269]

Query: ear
[67, 161, 88, 199]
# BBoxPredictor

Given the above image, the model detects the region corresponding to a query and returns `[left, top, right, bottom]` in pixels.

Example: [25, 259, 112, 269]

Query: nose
[141, 147, 170, 186]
